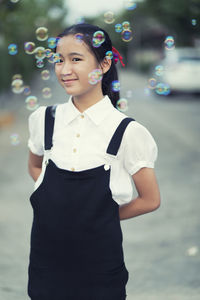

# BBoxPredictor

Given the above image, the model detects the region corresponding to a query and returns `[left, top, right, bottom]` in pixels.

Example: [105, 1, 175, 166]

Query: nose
[61, 62, 72, 77]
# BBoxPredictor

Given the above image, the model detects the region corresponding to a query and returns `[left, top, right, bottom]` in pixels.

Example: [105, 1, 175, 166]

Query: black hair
[55, 23, 120, 108]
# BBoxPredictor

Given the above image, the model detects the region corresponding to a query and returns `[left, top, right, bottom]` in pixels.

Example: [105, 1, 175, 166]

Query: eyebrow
[68, 52, 84, 57]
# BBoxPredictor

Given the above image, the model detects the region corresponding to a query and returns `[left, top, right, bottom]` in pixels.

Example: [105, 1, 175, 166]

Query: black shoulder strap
[44, 105, 57, 150]
[106, 117, 135, 156]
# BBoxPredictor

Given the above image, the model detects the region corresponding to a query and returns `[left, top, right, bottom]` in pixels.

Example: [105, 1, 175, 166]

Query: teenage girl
[27, 23, 160, 300]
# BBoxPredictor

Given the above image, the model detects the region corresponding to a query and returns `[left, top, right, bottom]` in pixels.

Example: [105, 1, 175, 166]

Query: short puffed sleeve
[123, 121, 158, 175]
[27, 106, 46, 156]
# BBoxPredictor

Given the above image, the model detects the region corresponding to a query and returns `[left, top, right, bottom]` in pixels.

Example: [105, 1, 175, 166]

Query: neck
[72, 88, 104, 113]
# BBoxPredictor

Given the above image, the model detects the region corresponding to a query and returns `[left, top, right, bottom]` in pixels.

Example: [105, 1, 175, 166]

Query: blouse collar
[63, 95, 115, 126]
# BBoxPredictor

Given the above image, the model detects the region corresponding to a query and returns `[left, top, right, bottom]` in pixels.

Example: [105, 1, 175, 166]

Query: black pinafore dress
[27, 106, 135, 300]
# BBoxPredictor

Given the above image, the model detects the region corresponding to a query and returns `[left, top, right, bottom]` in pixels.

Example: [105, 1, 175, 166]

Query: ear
[100, 57, 112, 74]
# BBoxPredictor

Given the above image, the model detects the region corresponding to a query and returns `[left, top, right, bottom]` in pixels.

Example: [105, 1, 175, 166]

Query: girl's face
[55, 34, 104, 98]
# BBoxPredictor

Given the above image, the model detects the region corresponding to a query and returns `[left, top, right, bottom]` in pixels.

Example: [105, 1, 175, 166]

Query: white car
[153, 47, 200, 94]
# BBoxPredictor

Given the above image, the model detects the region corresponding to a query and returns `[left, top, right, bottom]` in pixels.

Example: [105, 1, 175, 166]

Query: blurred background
[0, 0, 200, 299]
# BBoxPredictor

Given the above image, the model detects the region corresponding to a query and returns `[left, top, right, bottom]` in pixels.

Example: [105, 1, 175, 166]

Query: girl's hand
[119, 167, 161, 220]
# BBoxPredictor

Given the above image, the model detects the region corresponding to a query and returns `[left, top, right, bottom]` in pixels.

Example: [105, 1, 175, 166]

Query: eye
[72, 57, 81, 62]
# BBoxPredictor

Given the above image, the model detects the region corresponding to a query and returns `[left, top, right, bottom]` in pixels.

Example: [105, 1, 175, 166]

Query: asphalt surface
[0, 69, 200, 300]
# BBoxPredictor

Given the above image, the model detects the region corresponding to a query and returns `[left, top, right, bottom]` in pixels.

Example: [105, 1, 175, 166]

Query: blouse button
[104, 164, 110, 171]
[73, 148, 77, 153]
[80, 115, 84, 119]
[71, 167, 75, 171]
[76, 133, 80, 137]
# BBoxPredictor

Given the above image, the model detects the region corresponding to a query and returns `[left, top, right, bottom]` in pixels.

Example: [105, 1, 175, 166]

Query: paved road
[0, 70, 200, 300]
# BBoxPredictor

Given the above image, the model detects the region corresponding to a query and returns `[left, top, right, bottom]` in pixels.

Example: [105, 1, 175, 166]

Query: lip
[62, 79, 78, 83]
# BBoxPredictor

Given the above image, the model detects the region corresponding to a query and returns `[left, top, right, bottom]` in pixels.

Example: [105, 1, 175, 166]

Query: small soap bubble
[36, 59, 44, 68]
[41, 70, 50, 80]
[88, 69, 103, 85]
[115, 24, 123, 33]
[53, 53, 61, 63]
[155, 82, 170, 95]
[92, 31, 105, 48]
[74, 33, 84, 44]
[122, 29, 133, 42]
[155, 65, 164, 76]
[45, 48, 52, 58]
[36, 27, 48, 41]
[148, 78, 157, 89]
[191, 19, 197, 26]
[48, 53, 55, 64]
[10, 0, 20, 3]
[106, 51, 113, 60]
[104, 11, 115, 24]
[164, 36, 175, 50]
[144, 87, 151, 96]
[186, 246, 199, 256]
[124, 0, 137, 10]
[24, 42, 36, 55]
[23, 85, 31, 96]
[8, 43, 18, 55]
[11, 79, 24, 94]
[76, 16, 85, 24]
[116, 98, 128, 112]
[126, 90, 132, 98]
[122, 21, 130, 30]
[42, 87, 52, 98]
[34, 47, 46, 59]
[112, 80, 120, 92]
[12, 74, 22, 81]
[25, 96, 39, 110]
[47, 37, 57, 49]
[10, 133, 20, 146]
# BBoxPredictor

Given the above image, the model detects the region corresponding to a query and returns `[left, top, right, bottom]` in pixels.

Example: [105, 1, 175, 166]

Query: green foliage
[0, 0, 68, 92]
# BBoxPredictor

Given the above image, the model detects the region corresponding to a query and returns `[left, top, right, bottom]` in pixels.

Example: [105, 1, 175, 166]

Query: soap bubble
[92, 31, 105, 48]
[74, 33, 84, 44]
[106, 51, 113, 60]
[41, 70, 50, 80]
[122, 29, 133, 42]
[104, 11, 115, 24]
[36, 27, 48, 41]
[88, 69, 103, 85]
[36, 59, 44, 68]
[112, 80, 120, 92]
[25, 96, 39, 110]
[45, 48, 52, 58]
[155, 65, 164, 76]
[164, 36, 175, 50]
[10, 0, 20, 3]
[191, 19, 197, 26]
[186, 246, 199, 256]
[42, 87, 52, 98]
[23, 86, 31, 96]
[10, 133, 20, 146]
[12, 74, 22, 80]
[155, 82, 170, 95]
[115, 24, 123, 33]
[124, 0, 137, 10]
[47, 37, 57, 49]
[24, 42, 36, 54]
[122, 21, 130, 30]
[148, 78, 157, 89]
[8, 43, 18, 55]
[116, 98, 128, 112]
[34, 47, 46, 59]
[11, 79, 24, 94]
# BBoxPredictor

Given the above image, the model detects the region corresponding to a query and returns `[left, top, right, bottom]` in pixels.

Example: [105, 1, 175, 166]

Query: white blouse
[27, 95, 158, 206]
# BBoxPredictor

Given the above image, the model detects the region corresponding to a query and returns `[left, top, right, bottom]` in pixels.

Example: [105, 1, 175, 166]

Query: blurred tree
[0, 0, 68, 93]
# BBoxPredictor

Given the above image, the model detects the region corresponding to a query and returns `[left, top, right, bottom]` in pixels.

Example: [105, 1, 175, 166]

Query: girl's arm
[119, 167, 161, 220]
[28, 150, 43, 182]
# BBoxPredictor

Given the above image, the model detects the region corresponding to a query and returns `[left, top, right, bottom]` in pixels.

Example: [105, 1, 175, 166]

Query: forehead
[56, 34, 91, 55]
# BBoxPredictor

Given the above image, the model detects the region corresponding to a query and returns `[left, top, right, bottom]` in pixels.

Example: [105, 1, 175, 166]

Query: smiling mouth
[62, 79, 78, 83]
